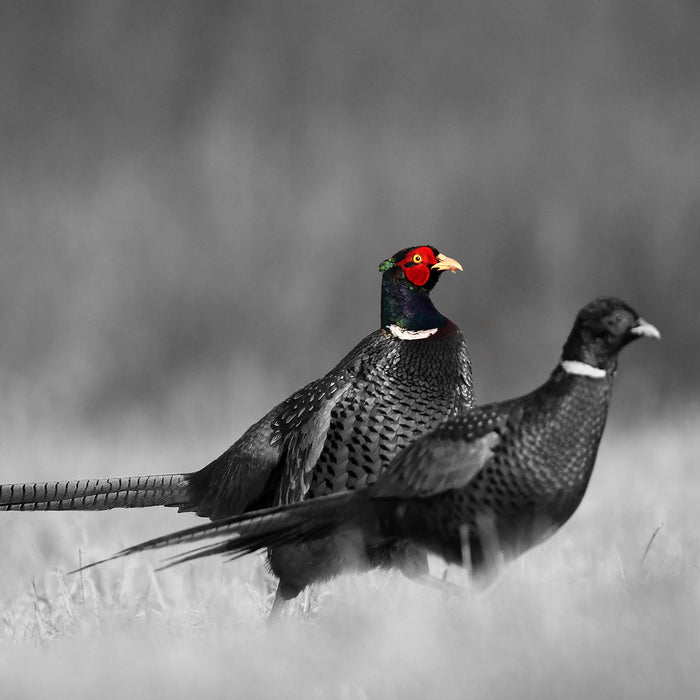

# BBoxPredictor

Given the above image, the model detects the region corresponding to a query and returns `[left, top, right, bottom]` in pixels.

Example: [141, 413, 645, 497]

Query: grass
[0, 412, 699, 699]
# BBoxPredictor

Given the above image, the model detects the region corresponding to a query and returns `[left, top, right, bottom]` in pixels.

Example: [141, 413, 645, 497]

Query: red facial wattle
[398, 246, 438, 287]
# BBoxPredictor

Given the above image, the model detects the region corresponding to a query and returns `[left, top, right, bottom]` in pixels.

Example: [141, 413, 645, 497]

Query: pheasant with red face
[1, 245, 474, 609]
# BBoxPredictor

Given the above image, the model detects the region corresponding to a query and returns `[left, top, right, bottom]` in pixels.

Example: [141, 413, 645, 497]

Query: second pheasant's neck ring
[560, 360, 607, 379]
[387, 325, 439, 341]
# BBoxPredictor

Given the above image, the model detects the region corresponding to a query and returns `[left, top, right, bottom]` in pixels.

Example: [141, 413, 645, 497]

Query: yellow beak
[431, 253, 463, 273]
[630, 318, 661, 340]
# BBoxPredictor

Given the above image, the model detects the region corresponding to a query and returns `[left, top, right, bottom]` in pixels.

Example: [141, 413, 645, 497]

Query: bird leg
[410, 572, 469, 597]
[301, 586, 312, 615]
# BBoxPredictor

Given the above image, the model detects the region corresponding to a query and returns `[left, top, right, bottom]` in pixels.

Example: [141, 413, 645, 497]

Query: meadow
[1, 409, 698, 699]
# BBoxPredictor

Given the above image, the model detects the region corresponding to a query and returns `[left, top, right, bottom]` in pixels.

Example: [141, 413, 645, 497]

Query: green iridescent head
[379, 245, 462, 292]
[379, 245, 463, 330]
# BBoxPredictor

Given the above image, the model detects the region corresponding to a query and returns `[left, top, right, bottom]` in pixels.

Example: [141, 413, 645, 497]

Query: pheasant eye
[412, 254, 423, 264]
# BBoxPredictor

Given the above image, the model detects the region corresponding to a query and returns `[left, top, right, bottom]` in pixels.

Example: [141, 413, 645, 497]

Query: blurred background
[1, 6, 699, 690]
[0, 0, 697, 475]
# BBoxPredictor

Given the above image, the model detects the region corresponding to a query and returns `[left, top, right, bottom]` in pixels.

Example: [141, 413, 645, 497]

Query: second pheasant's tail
[76, 490, 373, 573]
[0, 473, 193, 511]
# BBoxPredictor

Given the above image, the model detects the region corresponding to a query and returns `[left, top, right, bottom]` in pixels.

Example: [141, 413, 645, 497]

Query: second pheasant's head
[379, 245, 463, 292]
[561, 296, 660, 373]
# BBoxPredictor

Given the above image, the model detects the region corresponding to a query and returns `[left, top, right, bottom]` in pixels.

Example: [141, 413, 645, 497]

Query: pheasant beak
[630, 318, 661, 340]
[432, 253, 463, 274]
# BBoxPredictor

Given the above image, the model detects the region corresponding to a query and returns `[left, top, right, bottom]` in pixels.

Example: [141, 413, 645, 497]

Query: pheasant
[1, 245, 474, 606]
[96, 297, 659, 597]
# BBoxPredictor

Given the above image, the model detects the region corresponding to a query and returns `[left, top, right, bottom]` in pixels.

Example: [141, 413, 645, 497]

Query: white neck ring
[387, 325, 438, 341]
[560, 360, 607, 379]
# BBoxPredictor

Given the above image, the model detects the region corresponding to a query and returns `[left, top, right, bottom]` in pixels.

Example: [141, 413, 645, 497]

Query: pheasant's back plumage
[279, 322, 474, 503]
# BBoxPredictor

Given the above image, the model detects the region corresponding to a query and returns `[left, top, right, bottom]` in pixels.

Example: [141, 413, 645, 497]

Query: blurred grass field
[1, 410, 698, 699]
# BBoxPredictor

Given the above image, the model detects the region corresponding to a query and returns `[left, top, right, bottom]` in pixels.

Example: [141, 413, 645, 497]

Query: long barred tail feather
[0, 474, 192, 511]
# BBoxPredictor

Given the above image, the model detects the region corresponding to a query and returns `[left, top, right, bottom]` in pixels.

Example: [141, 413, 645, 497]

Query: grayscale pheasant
[94, 297, 659, 597]
[1, 245, 474, 608]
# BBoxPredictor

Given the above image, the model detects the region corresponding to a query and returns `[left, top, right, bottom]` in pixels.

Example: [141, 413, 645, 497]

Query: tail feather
[0, 474, 192, 511]
[75, 491, 364, 573]
[157, 519, 340, 571]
